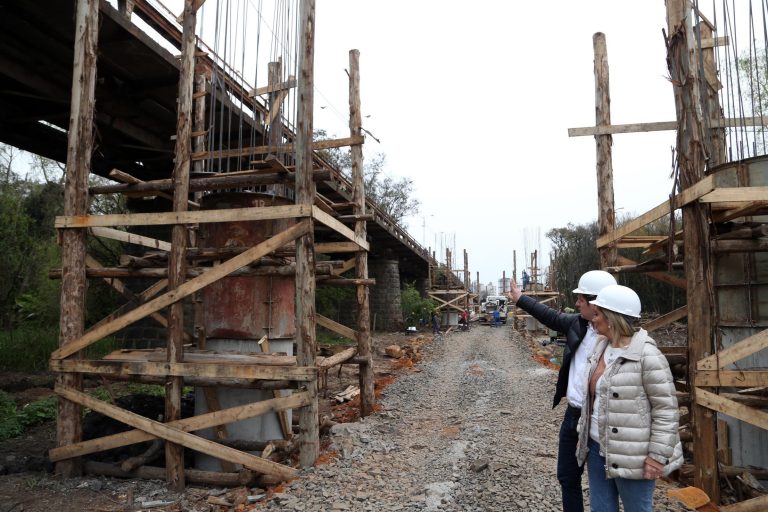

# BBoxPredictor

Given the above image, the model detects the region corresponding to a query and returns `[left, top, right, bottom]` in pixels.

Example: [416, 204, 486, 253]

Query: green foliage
[315, 281, 355, 324]
[0, 326, 117, 372]
[547, 216, 685, 315]
[315, 130, 420, 223]
[0, 326, 59, 372]
[0, 391, 57, 441]
[401, 282, 436, 327]
[547, 221, 601, 296]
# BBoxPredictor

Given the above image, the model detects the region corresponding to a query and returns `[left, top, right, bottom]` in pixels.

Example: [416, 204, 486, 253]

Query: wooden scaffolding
[52, 0, 375, 491]
[428, 248, 474, 323]
[569, 2, 768, 508]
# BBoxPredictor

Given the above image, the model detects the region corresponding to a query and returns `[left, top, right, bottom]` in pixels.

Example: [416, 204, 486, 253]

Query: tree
[547, 217, 685, 315]
[315, 130, 420, 223]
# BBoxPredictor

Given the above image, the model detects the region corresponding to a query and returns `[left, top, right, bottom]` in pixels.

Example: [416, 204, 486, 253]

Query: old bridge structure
[0, 0, 473, 490]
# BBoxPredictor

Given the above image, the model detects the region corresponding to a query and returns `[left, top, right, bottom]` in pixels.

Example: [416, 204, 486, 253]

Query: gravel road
[262, 324, 688, 512]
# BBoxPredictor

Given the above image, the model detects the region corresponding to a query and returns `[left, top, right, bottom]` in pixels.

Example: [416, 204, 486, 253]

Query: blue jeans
[587, 439, 655, 512]
[558, 405, 585, 512]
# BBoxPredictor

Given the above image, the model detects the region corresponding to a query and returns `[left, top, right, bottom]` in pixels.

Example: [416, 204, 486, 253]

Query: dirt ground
[0, 329, 432, 511]
[0, 320, 688, 511]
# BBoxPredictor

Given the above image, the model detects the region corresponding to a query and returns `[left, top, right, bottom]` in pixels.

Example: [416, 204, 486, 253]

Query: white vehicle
[483, 295, 508, 324]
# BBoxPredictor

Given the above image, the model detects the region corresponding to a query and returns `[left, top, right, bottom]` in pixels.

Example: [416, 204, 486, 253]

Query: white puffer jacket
[576, 328, 683, 479]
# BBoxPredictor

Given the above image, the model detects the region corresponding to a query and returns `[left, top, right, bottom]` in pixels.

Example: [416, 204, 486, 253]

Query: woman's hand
[643, 456, 664, 480]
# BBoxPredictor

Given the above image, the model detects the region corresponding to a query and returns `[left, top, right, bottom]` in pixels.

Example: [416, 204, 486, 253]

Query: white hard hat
[589, 284, 641, 318]
[572, 270, 617, 296]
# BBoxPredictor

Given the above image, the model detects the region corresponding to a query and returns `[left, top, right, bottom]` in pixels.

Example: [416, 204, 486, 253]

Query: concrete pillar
[368, 258, 403, 331]
[415, 277, 430, 298]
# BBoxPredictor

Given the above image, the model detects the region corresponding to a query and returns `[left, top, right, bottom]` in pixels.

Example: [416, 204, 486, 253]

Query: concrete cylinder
[368, 258, 403, 331]
[194, 192, 294, 472]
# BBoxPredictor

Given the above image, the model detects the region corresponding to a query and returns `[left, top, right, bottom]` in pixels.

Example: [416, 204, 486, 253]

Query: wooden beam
[50, 220, 310, 359]
[720, 494, 768, 512]
[694, 388, 768, 431]
[317, 347, 357, 369]
[316, 314, 357, 341]
[312, 206, 369, 250]
[57, 204, 311, 229]
[642, 305, 688, 332]
[713, 239, 768, 252]
[50, 359, 316, 381]
[89, 169, 331, 196]
[700, 36, 729, 49]
[700, 187, 768, 203]
[190, 135, 364, 161]
[695, 371, 768, 387]
[315, 242, 360, 253]
[596, 175, 714, 248]
[333, 258, 356, 276]
[109, 169, 199, 208]
[568, 115, 767, 136]
[85, 255, 190, 342]
[250, 78, 297, 97]
[89, 226, 172, 251]
[615, 256, 687, 289]
[54, 385, 297, 481]
[697, 329, 768, 370]
[712, 201, 768, 223]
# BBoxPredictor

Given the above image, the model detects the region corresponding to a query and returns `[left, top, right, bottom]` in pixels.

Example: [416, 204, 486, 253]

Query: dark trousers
[558, 405, 585, 512]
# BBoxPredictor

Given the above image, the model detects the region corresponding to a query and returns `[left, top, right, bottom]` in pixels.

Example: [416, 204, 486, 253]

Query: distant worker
[492, 308, 501, 327]
[431, 312, 440, 335]
[522, 270, 530, 291]
[507, 270, 617, 512]
[459, 309, 469, 330]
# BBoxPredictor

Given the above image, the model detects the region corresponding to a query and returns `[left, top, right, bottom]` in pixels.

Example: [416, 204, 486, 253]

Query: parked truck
[482, 295, 508, 324]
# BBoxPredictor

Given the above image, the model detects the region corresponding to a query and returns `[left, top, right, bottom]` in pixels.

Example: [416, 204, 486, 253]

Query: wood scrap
[334, 385, 360, 403]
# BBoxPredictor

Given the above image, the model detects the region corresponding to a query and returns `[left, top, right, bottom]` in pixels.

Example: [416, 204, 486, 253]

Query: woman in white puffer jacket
[576, 285, 683, 512]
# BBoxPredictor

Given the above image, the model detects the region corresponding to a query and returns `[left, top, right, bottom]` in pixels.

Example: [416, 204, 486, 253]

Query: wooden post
[666, 1, 718, 502]
[295, 0, 319, 468]
[267, 60, 287, 197]
[191, 68, 207, 348]
[348, 49, 374, 416]
[502, 270, 506, 294]
[593, 32, 616, 269]
[463, 250, 469, 311]
[700, 23, 725, 167]
[513, 250, 517, 283]
[56, 0, 99, 478]
[165, 0, 197, 491]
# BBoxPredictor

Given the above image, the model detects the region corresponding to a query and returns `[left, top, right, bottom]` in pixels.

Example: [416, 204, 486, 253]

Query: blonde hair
[600, 307, 636, 337]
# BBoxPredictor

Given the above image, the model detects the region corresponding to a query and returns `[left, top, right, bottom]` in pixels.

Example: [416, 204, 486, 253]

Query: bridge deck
[0, 0, 432, 276]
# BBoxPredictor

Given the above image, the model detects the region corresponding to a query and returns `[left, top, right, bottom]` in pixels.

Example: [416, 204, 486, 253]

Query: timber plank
[50, 391, 310, 462]
[316, 242, 360, 254]
[695, 388, 768, 431]
[50, 359, 315, 381]
[596, 175, 714, 248]
[642, 306, 688, 332]
[695, 371, 768, 387]
[311, 206, 369, 250]
[697, 329, 768, 370]
[54, 385, 297, 480]
[57, 205, 311, 229]
[190, 136, 364, 161]
[90, 226, 172, 251]
[316, 314, 357, 341]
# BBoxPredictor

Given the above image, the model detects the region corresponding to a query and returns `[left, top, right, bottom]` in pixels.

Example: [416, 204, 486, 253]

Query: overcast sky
[311, 1, 679, 287]
[153, 0, 711, 287]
